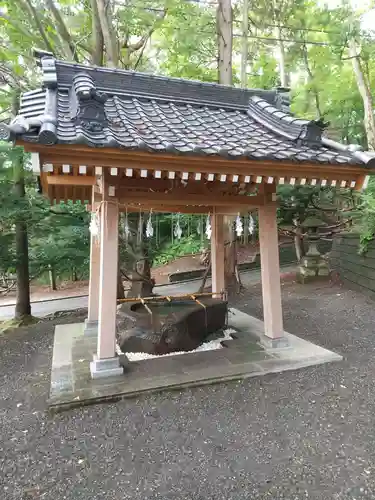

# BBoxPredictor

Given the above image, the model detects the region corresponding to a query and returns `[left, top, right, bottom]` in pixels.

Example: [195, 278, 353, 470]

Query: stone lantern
[297, 215, 329, 283]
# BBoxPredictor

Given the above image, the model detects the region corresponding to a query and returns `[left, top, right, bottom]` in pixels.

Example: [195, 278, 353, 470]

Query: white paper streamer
[89, 212, 100, 239]
[146, 214, 154, 238]
[235, 215, 243, 237]
[137, 212, 143, 244]
[124, 210, 131, 244]
[249, 214, 255, 235]
[174, 217, 182, 240]
[205, 214, 212, 240]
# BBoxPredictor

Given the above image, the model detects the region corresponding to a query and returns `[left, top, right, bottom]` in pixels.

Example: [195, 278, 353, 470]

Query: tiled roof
[1, 51, 374, 168]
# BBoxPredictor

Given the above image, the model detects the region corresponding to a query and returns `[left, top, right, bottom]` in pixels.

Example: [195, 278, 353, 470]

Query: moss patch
[0, 315, 38, 334]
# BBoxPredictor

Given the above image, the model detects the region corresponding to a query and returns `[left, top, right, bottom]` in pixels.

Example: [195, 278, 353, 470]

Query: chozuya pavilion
[2, 50, 374, 391]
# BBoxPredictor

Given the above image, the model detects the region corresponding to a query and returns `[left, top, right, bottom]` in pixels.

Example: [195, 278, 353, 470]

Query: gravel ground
[2, 281, 375, 499]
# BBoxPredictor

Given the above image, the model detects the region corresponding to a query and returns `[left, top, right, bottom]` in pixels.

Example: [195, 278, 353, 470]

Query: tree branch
[43, 0, 78, 61]
[133, 39, 148, 71]
[120, 268, 152, 284]
[126, 8, 167, 53]
[17, 0, 55, 53]
[301, 41, 322, 119]
[0, 9, 36, 42]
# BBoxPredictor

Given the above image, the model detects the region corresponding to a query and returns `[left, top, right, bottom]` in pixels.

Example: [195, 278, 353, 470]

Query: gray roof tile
[0, 54, 374, 168]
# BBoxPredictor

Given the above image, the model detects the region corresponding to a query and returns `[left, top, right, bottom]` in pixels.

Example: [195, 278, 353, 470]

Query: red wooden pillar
[258, 202, 286, 347]
[90, 200, 123, 378]
[211, 210, 225, 297]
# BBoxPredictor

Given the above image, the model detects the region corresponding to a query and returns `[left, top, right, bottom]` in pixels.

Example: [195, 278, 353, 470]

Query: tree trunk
[127, 259, 154, 298]
[95, 0, 118, 67]
[240, 0, 248, 88]
[349, 38, 375, 150]
[198, 262, 211, 293]
[276, 26, 290, 88]
[44, 0, 77, 61]
[14, 153, 31, 319]
[294, 228, 305, 262]
[90, 0, 104, 66]
[224, 219, 238, 289]
[243, 215, 249, 244]
[217, 0, 233, 85]
[49, 264, 57, 291]
[72, 267, 78, 281]
[117, 262, 125, 300]
[302, 43, 321, 119]
[217, 0, 236, 290]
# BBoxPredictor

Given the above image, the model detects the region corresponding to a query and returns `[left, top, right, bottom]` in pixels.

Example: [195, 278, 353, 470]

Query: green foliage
[277, 184, 343, 243]
[355, 178, 375, 254]
[246, 51, 279, 89]
[153, 235, 204, 267]
[29, 200, 90, 279]
[1, 0, 375, 284]
[155, 1, 218, 82]
[0, 144, 89, 283]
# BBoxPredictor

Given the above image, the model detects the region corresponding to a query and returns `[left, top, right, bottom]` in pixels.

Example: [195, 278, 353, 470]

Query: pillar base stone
[90, 355, 124, 379]
[84, 319, 98, 337]
[260, 335, 289, 349]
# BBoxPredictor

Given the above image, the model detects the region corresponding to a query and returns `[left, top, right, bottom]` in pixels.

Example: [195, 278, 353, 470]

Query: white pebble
[118, 328, 236, 362]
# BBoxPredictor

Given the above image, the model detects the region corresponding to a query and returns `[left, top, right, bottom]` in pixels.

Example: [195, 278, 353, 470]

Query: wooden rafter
[18, 141, 371, 179]
[22, 142, 374, 206]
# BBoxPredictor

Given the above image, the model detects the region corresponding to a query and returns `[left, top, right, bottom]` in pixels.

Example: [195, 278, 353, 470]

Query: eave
[18, 141, 373, 181]
[21, 141, 374, 211]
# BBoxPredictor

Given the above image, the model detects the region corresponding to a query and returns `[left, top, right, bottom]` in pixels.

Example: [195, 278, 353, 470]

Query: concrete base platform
[83, 319, 98, 337]
[90, 355, 123, 379]
[48, 308, 342, 412]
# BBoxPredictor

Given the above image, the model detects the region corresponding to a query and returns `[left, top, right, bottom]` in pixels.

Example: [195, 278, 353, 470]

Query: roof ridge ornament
[34, 50, 57, 89]
[297, 118, 329, 147]
[274, 87, 291, 114]
[249, 96, 330, 147]
[73, 72, 108, 103]
[70, 73, 108, 133]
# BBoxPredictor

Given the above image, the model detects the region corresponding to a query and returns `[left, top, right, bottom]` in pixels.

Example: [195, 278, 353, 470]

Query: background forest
[0, 0, 375, 317]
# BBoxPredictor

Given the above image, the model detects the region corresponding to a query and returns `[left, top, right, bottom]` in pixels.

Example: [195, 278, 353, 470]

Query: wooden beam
[119, 204, 252, 215]
[122, 205, 211, 214]
[116, 188, 266, 207]
[46, 175, 96, 186]
[211, 211, 225, 296]
[258, 203, 284, 340]
[18, 141, 372, 178]
[113, 177, 175, 190]
[107, 175, 244, 194]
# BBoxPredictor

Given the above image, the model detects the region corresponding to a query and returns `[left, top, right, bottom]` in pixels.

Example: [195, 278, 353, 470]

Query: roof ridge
[247, 95, 375, 164]
[248, 96, 328, 147]
[0, 51, 372, 168]
[49, 59, 286, 111]
[55, 59, 267, 91]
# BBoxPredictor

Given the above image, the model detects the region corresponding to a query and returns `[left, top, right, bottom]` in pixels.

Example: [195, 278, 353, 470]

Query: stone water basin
[117, 297, 228, 355]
